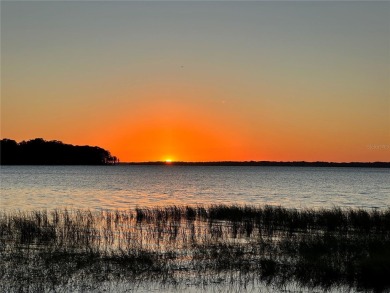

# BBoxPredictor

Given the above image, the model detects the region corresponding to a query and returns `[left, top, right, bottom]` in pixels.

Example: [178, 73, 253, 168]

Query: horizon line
[120, 161, 390, 166]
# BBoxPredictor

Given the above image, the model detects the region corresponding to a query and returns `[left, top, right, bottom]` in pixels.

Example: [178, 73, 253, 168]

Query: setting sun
[2, 1, 389, 163]
[2, 2, 390, 291]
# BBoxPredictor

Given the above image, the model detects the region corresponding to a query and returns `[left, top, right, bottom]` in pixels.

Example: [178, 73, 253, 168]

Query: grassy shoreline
[1, 205, 389, 292]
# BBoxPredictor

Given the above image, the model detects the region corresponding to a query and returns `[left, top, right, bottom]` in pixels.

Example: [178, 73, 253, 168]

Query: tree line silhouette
[0, 138, 119, 165]
[127, 161, 390, 168]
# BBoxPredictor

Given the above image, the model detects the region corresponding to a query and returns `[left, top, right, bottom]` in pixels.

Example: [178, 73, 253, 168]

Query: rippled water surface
[1, 165, 389, 211]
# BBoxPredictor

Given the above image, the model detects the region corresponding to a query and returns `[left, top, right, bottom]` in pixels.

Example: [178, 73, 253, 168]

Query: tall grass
[1, 205, 389, 292]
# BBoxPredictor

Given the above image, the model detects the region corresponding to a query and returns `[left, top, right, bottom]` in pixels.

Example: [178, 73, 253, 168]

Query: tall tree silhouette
[0, 138, 119, 165]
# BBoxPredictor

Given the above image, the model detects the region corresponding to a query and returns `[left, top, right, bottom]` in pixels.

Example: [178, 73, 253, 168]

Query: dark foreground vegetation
[1, 205, 389, 292]
[0, 138, 118, 165]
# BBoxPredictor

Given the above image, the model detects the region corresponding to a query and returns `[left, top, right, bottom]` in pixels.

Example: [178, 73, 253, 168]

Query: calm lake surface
[1, 165, 389, 211]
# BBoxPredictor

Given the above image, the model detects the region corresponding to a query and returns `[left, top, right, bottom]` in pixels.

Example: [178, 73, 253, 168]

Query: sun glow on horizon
[3, 2, 389, 163]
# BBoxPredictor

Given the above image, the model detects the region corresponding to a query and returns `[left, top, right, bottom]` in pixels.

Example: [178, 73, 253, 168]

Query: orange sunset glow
[2, 2, 389, 162]
[95, 92, 251, 162]
[2, 2, 390, 293]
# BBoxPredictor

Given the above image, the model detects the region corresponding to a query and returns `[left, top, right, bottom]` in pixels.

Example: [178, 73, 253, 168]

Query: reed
[1, 205, 389, 292]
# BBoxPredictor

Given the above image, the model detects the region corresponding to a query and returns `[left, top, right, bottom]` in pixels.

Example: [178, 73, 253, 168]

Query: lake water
[1, 165, 389, 211]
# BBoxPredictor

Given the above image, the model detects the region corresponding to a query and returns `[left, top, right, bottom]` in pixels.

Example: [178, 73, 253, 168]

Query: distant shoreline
[122, 161, 390, 168]
[2, 161, 389, 167]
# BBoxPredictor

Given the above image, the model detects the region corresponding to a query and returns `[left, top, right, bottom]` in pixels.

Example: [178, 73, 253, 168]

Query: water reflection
[1, 166, 389, 211]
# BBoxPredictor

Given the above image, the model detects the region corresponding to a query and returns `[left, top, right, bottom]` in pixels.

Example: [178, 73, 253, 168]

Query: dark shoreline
[123, 161, 390, 168]
[3, 161, 389, 168]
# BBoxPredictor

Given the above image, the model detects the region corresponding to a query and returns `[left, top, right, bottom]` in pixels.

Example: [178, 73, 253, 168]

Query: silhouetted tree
[0, 139, 19, 164]
[0, 138, 119, 165]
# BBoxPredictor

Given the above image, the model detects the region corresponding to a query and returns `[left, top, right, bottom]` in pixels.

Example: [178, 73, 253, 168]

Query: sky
[1, 1, 389, 162]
